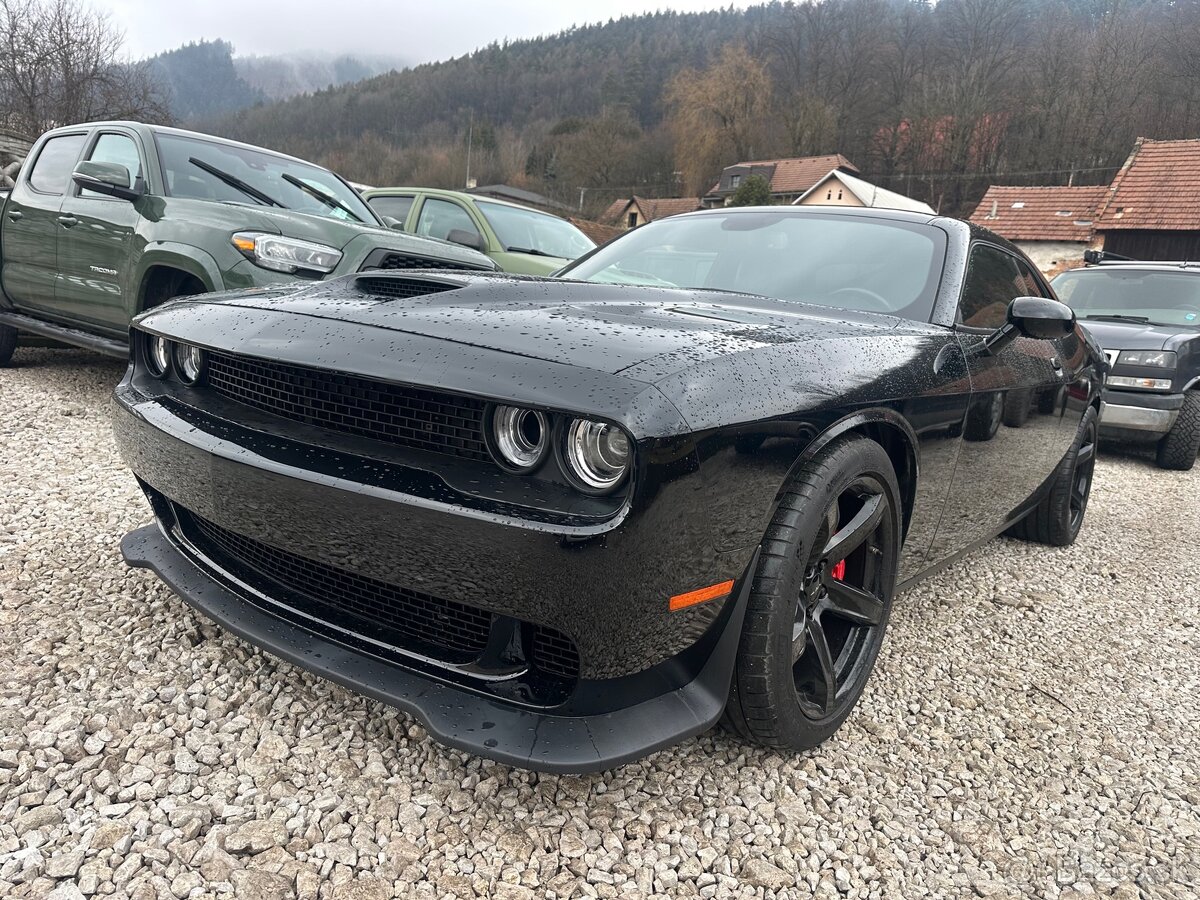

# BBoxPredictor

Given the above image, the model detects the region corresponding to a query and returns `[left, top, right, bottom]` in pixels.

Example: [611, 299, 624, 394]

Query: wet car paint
[112, 208, 1106, 770]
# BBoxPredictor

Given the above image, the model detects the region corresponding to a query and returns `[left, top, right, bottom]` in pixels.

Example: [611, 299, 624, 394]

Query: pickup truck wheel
[1002, 387, 1032, 427]
[0, 324, 16, 367]
[1156, 393, 1200, 471]
[1007, 405, 1097, 546]
[722, 435, 900, 752]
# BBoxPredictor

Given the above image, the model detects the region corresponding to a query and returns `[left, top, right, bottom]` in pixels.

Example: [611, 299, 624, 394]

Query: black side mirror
[72, 161, 141, 201]
[984, 296, 1075, 355]
[445, 228, 484, 251]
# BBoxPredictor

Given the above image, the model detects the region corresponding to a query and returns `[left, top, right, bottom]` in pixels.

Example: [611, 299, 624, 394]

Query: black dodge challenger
[113, 207, 1105, 772]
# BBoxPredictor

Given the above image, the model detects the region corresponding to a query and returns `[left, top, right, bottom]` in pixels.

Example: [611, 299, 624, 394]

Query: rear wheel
[1002, 387, 1032, 427]
[1007, 405, 1097, 546]
[723, 435, 901, 751]
[0, 324, 15, 367]
[1156, 393, 1200, 471]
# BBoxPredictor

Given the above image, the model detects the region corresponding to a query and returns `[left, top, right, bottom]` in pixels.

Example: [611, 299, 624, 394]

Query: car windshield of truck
[1051, 269, 1200, 328]
[559, 211, 945, 321]
[156, 133, 378, 225]
[476, 201, 595, 260]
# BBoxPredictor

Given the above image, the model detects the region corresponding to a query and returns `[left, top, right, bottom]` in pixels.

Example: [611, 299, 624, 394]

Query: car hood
[197, 272, 905, 379]
[235, 207, 493, 268]
[1077, 318, 1187, 352]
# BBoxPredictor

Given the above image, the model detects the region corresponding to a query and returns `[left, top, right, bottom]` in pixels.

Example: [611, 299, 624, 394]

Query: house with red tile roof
[1093, 137, 1200, 260]
[599, 196, 704, 230]
[704, 154, 858, 206]
[969, 185, 1107, 271]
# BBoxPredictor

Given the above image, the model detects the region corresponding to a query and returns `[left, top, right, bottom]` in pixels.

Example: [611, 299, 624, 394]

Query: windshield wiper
[281, 172, 364, 223]
[1083, 314, 1152, 324]
[505, 245, 558, 258]
[189, 157, 284, 208]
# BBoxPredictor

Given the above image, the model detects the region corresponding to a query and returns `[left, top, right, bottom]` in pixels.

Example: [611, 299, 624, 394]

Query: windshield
[155, 133, 379, 225]
[476, 200, 594, 260]
[1051, 268, 1200, 328]
[560, 211, 945, 320]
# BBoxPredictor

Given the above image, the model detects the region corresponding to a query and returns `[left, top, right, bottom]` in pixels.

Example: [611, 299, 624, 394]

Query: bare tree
[0, 0, 170, 137]
[665, 45, 775, 195]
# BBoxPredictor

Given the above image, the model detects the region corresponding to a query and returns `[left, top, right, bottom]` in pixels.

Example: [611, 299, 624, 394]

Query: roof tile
[968, 185, 1106, 241]
[1095, 138, 1200, 231]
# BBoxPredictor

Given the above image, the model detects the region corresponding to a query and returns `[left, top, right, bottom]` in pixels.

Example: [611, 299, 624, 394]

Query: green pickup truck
[0, 121, 496, 366]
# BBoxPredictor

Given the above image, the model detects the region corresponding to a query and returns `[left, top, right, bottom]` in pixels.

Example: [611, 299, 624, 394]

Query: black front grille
[369, 253, 474, 271]
[177, 506, 582, 683]
[189, 511, 494, 661]
[355, 275, 460, 300]
[206, 353, 490, 461]
[531, 626, 581, 681]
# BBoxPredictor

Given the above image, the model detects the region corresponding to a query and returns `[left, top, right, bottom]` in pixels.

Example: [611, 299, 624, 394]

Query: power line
[864, 164, 1123, 181]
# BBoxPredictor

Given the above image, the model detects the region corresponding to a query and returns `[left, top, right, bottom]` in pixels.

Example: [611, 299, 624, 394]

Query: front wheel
[1156, 393, 1200, 471]
[723, 435, 901, 751]
[0, 324, 16, 367]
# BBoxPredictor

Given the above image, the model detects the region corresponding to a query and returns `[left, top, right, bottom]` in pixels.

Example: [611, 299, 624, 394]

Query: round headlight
[174, 343, 207, 385]
[146, 335, 172, 378]
[488, 405, 549, 472]
[563, 418, 631, 492]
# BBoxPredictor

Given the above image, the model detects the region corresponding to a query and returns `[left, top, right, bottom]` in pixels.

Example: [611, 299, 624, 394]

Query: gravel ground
[1, 347, 1197, 900]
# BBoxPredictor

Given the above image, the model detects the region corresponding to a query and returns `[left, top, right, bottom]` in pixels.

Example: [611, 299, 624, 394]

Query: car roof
[1067, 263, 1200, 274]
[364, 186, 552, 215]
[45, 121, 324, 171]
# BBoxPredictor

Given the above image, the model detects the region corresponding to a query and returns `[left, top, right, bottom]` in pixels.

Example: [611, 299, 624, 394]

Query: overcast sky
[103, 0, 760, 63]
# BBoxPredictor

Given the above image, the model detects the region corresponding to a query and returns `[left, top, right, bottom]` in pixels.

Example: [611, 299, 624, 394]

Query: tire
[1007, 405, 1097, 546]
[964, 393, 1002, 442]
[1002, 387, 1032, 428]
[1156, 393, 1200, 471]
[723, 435, 901, 751]
[0, 324, 15, 367]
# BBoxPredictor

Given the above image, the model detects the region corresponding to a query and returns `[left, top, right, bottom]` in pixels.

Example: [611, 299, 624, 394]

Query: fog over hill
[146, 40, 406, 121]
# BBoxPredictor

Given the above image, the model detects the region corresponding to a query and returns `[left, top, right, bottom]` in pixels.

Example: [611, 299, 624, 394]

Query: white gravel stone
[2, 347, 1199, 900]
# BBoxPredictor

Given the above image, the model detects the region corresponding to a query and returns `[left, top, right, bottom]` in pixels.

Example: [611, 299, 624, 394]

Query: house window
[627, 211, 637, 228]
[730, 174, 742, 188]
[827, 190, 833, 200]
[837, 189, 843, 200]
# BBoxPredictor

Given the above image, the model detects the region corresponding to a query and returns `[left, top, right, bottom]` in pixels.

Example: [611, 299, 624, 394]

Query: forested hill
[210, 8, 768, 150]
[197, 0, 1200, 218]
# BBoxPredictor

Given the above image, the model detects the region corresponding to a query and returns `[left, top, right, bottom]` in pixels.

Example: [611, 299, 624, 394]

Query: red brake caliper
[830, 559, 846, 581]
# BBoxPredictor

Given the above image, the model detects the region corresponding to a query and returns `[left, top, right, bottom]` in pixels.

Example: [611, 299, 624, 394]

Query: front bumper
[112, 377, 760, 771]
[121, 523, 751, 773]
[1099, 389, 1183, 435]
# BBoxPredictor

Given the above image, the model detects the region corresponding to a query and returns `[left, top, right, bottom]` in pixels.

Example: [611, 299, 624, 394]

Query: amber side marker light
[669, 579, 735, 612]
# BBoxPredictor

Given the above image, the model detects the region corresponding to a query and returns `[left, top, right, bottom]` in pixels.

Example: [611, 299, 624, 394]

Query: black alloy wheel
[724, 435, 901, 751]
[792, 477, 890, 720]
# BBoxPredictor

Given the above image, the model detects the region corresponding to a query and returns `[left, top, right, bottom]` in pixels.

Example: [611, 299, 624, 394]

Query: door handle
[6, 210, 21, 222]
[57, 215, 78, 228]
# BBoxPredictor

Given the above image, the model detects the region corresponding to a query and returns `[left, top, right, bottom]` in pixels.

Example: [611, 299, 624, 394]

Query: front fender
[130, 244, 225, 315]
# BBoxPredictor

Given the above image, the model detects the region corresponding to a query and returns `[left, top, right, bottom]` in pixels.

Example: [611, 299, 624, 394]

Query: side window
[415, 198, 480, 242]
[959, 244, 1022, 329]
[80, 134, 143, 198]
[368, 195, 415, 223]
[27, 133, 87, 195]
[1013, 257, 1049, 299]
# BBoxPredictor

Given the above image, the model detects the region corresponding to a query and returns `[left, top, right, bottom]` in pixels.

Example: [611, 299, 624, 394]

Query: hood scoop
[354, 274, 465, 301]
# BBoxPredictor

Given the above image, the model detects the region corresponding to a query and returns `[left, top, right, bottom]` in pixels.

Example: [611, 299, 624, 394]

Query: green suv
[0, 122, 495, 364]
[362, 187, 595, 276]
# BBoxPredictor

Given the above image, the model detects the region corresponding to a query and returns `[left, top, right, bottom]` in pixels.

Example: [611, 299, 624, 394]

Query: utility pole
[465, 110, 474, 189]
[578, 186, 587, 212]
